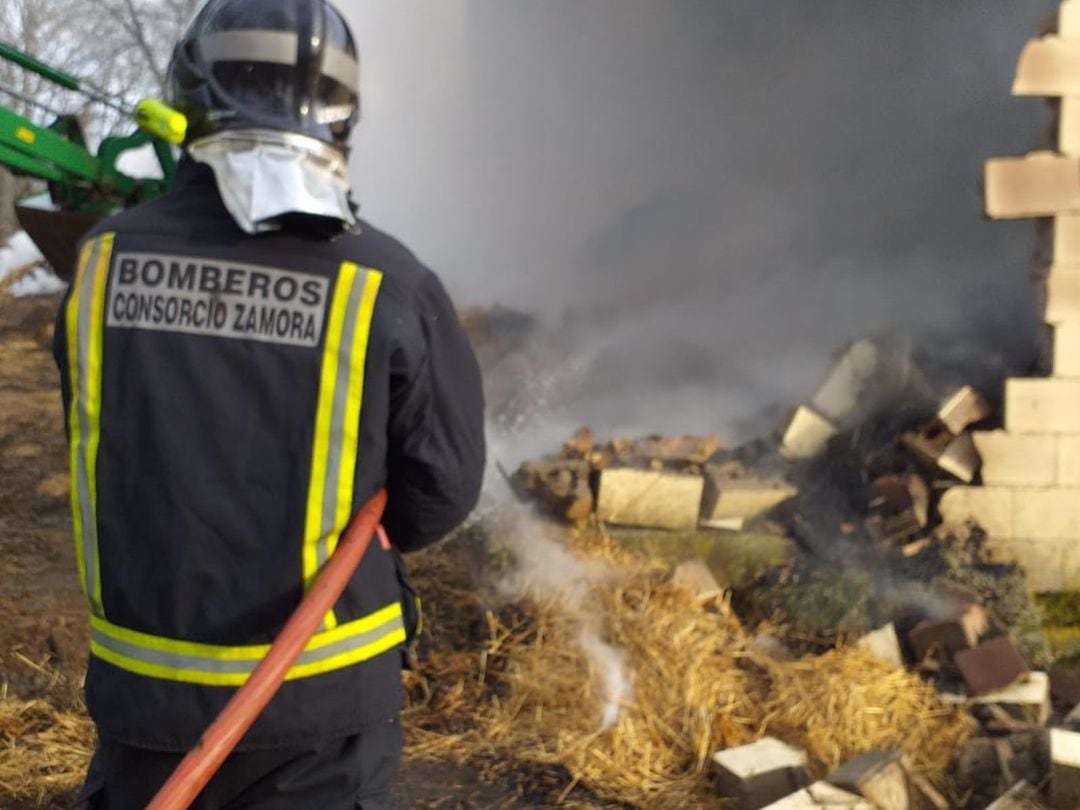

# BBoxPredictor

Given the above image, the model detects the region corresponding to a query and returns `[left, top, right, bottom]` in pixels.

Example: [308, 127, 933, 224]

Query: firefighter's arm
[382, 271, 486, 553]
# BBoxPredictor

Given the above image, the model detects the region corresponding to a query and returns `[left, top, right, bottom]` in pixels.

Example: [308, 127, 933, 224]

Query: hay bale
[0, 691, 94, 806]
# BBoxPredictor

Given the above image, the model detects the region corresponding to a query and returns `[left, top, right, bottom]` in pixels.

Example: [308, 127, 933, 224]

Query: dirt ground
[0, 292, 596, 809]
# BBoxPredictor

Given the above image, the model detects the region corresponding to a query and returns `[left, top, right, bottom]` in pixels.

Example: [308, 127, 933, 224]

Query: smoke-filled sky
[343, 1, 1056, 445]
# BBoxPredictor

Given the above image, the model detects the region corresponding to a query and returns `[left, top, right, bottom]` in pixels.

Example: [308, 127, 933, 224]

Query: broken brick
[955, 637, 1030, 696]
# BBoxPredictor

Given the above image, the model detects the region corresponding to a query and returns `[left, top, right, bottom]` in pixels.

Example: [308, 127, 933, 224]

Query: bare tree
[0, 0, 199, 240]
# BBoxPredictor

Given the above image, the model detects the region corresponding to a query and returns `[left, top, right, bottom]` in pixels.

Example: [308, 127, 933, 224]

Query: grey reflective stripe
[90, 612, 406, 676]
[199, 30, 359, 92]
[316, 270, 367, 570]
[321, 43, 360, 92]
[74, 237, 104, 615]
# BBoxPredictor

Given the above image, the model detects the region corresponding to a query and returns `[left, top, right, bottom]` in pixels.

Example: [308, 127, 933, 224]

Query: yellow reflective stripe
[66, 234, 114, 617]
[90, 642, 252, 688]
[89, 601, 405, 687]
[303, 262, 359, 587]
[91, 615, 269, 660]
[66, 240, 94, 603]
[90, 626, 408, 687]
[322, 268, 382, 630]
[284, 627, 405, 681]
[84, 234, 113, 610]
[331, 270, 383, 552]
[303, 602, 400, 651]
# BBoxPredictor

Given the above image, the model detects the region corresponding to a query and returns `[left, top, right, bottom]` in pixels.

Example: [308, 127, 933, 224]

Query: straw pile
[405, 529, 974, 807]
[0, 689, 94, 807]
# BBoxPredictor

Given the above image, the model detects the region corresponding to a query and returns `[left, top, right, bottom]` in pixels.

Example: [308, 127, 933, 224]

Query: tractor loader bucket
[15, 193, 102, 281]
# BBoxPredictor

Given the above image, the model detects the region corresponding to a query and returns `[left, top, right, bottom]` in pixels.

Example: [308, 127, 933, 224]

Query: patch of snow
[10, 266, 66, 298]
[117, 143, 166, 179]
[0, 231, 45, 284]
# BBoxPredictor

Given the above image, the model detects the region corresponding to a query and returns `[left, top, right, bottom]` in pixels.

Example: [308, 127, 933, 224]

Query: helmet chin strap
[188, 129, 359, 236]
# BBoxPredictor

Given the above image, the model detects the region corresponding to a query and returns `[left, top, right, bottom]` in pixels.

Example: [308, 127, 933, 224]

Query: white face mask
[187, 129, 359, 235]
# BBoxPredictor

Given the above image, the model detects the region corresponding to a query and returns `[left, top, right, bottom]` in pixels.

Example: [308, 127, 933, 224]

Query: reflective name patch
[106, 253, 330, 348]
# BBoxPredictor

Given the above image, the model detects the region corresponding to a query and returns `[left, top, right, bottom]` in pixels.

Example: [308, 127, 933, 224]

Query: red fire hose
[146, 488, 389, 810]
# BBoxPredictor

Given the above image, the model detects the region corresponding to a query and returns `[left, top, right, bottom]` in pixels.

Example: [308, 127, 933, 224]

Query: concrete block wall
[953, 0, 1080, 592]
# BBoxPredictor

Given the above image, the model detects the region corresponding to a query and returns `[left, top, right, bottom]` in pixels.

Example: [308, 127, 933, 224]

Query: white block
[596, 468, 704, 531]
[1014, 37, 1080, 96]
[1006, 378, 1080, 434]
[779, 406, 838, 460]
[762, 782, 873, 809]
[972, 431, 1057, 486]
[1052, 323, 1080, 378]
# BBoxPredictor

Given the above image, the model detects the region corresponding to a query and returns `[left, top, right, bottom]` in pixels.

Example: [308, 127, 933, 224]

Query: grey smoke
[343, 1, 1055, 456]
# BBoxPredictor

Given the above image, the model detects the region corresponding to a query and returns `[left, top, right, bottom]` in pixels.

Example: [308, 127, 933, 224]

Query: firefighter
[54, 0, 485, 806]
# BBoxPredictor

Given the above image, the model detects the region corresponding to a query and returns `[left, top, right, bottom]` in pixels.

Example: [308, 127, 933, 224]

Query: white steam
[485, 494, 633, 730]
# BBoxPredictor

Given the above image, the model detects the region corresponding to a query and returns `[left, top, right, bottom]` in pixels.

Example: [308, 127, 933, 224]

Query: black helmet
[168, 0, 359, 153]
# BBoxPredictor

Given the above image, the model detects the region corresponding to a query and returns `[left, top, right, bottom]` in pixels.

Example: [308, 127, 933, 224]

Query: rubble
[711, 737, 810, 810]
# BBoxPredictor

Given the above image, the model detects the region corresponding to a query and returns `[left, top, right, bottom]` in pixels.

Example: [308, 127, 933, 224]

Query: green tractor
[0, 41, 184, 279]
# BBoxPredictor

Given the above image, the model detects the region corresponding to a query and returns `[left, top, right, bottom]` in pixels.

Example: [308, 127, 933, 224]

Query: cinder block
[972, 431, 1057, 486]
[984, 537, 1068, 593]
[1013, 489, 1080, 539]
[712, 737, 810, 810]
[597, 468, 704, 531]
[1050, 728, 1080, 809]
[1051, 323, 1080, 378]
[955, 637, 1031, 696]
[762, 782, 872, 809]
[1005, 378, 1080, 433]
[985, 153, 1080, 219]
[969, 671, 1051, 726]
[938, 486, 1014, 538]
[1044, 270, 1080, 323]
[1013, 37, 1080, 96]
[702, 468, 798, 523]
